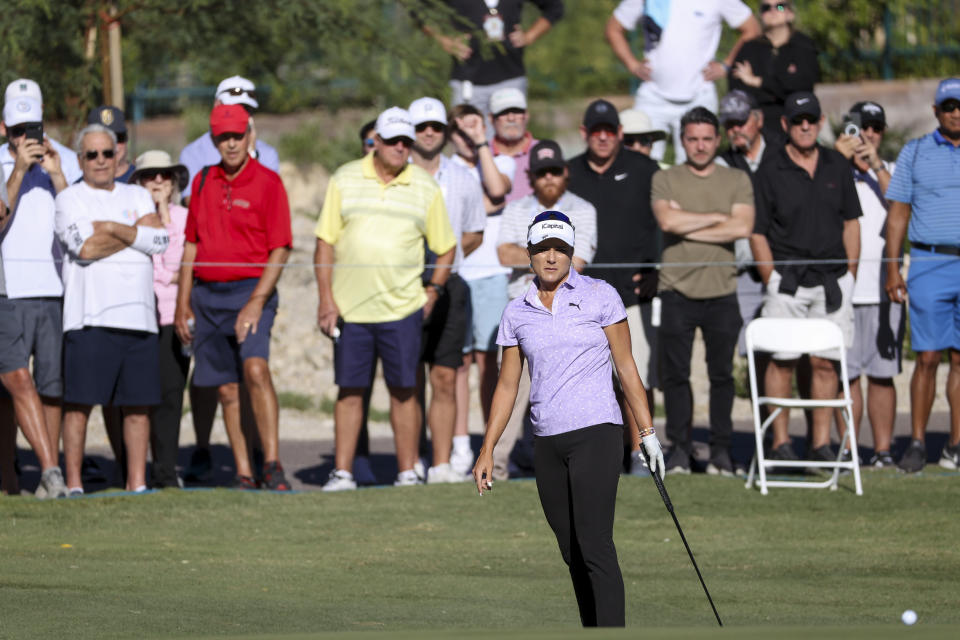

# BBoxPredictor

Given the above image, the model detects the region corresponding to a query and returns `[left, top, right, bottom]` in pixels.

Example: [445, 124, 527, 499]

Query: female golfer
[473, 210, 664, 628]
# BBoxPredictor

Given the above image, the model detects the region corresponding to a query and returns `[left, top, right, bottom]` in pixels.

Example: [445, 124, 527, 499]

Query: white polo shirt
[852, 161, 896, 305]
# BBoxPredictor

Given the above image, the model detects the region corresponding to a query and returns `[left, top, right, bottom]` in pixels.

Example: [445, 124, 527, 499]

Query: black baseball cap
[783, 92, 821, 121]
[528, 140, 566, 173]
[849, 101, 886, 129]
[86, 105, 127, 135]
[583, 99, 619, 131]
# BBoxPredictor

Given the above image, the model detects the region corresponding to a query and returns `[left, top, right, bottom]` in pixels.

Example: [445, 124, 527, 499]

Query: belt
[913, 242, 960, 256]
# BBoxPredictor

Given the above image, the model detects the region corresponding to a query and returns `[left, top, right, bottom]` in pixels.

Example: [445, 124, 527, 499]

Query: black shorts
[63, 327, 161, 407]
[421, 274, 469, 369]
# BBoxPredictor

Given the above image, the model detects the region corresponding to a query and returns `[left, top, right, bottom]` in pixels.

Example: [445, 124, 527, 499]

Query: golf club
[641, 449, 723, 627]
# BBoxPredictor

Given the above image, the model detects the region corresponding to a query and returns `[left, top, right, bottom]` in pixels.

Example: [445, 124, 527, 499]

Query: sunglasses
[790, 114, 819, 126]
[381, 136, 413, 147]
[723, 119, 748, 130]
[760, 2, 789, 13]
[494, 108, 526, 118]
[83, 148, 115, 160]
[415, 122, 445, 133]
[221, 87, 257, 100]
[213, 131, 247, 145]
[116, 132, 128, 144]
[9, 124, 39, 138]
[588, 125, 618, 138]
[139, 169, 174, 182]
[534, 167, 564, 179]
[623, 134, 656, 147]
[938, 100, 960, 113]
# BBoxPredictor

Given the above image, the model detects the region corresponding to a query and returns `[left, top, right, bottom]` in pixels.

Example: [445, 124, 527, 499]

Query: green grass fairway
[1, 471, 957, 638]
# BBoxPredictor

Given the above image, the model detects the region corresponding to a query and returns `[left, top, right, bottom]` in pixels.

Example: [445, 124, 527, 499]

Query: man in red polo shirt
[174, 104, 293, 490]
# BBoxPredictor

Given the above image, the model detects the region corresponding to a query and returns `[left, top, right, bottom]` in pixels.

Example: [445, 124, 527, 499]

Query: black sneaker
[232, 475, 258, 490]
[898, 440, 927, 473]
[807, 445, 836, 475]
[769, 442, 799, 461]
[262, 461, 291, 491]
[705, 450, 734, 477]
[665, 447, 691, 475]
[938, 441, 960, 470]
[184, 448, 212, 482]
[866, 451, 895, 468]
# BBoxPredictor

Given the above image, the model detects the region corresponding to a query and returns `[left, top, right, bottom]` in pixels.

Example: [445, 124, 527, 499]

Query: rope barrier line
[0, 256, 946, 268]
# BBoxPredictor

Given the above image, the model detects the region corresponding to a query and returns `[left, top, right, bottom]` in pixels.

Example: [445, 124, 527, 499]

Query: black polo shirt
[754, 144, 861, 283]
[567, 148, 660, 306]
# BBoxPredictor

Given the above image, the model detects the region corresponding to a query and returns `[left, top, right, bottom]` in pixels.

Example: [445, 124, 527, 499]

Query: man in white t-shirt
[605, 0, 759, 162]
[834, 100, 902, 468]
[1, 79, 82, 187]
[0, 95, 70, 459]
[54, 124, 168, 495]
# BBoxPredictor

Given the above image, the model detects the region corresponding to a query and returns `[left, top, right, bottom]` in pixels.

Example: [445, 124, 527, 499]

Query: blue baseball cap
[935, 78, 960, 106]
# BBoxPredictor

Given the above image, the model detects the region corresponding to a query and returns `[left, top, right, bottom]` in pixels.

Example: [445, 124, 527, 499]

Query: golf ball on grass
[901, 609, 917, 625]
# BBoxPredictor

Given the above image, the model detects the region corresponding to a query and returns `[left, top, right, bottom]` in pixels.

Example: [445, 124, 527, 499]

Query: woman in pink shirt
[132, 150, 190, 488]
[473, 211, 664, 627]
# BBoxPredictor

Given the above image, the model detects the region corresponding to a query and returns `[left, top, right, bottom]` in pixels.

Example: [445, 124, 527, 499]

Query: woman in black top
[728, 2, 820, 143]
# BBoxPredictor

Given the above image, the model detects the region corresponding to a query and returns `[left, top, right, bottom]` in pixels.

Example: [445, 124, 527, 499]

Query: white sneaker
[322, 469, 357, 492]
[36, 467, 68, 499]
[450, 448, 475, 475]
[427, 462, 470, 484]
[394, 469, 423, 486]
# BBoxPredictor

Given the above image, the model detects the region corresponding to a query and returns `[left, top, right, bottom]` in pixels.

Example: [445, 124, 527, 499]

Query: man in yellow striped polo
[314, 106, 456, 490]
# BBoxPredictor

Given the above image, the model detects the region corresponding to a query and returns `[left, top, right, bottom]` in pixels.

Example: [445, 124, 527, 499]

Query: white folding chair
[744, 318, 863, 496]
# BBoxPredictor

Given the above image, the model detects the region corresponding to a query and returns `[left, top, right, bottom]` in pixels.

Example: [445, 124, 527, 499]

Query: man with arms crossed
[55, 124, 169, 494]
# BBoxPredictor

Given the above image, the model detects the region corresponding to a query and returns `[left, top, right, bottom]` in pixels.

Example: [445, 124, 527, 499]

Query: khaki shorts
[761, 270, 854, 361]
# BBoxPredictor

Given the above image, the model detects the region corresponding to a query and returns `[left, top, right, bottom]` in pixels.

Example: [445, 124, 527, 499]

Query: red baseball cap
[209, 104, 249, 136]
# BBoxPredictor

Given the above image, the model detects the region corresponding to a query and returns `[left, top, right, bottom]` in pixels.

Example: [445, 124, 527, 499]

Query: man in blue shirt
[886, 78, 960, 473]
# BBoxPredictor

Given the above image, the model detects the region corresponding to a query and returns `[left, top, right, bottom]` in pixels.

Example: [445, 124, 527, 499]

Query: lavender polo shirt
[497, 269, 626, 437]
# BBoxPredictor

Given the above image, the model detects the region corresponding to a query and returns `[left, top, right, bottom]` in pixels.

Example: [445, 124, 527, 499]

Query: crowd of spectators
[1, 0, 958, 497]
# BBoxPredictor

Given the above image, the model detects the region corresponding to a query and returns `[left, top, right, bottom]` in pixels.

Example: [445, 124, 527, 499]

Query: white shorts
[761, 270, 855, 361]
[634, 81, 718, 163]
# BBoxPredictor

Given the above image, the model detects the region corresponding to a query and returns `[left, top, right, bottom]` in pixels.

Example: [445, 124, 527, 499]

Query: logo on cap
[100, 108, 114, 125]
[15, 100, 30, 113]
[862, 103, 882, 114]
[538, 148, 555, 159]
[18, 82, 27, 91]
[797, 97, 810, 105]
[595, 103, 608, 113]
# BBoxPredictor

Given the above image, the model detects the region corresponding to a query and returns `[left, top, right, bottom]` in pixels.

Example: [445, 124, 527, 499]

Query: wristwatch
[426, 282, 444, 296]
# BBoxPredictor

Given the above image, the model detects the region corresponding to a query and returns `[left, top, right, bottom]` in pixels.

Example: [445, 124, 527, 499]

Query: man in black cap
[833, 100, 902, 468]
[86, 106, 134, 182]
[567, 98, 661, 475]
[750, 91, 862, 463]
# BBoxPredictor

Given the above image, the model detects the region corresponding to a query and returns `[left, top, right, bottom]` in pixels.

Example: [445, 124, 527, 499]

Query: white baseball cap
[619, 108, 666, 138]
[489, 88, 527, 116]
[5, 79, 42, 106]
[3, 97, 43, 127]
[215, 75, 258, 109]
[375, 107, 415, 141]
[408, 97, 448, 126]
[527, 211, 575, 248]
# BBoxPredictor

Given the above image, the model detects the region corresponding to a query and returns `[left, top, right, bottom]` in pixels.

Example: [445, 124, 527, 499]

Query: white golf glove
[641, 434, 664, 480]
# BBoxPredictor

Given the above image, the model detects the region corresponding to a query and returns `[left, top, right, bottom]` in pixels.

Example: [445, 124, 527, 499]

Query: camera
[842, 113, 861, 138]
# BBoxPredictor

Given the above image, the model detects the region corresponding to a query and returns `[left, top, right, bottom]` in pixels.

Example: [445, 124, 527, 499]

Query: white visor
[528, 218, 575, 248]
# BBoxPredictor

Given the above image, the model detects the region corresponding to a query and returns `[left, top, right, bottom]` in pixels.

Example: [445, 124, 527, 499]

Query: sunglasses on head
[938, 100, 960, 113]
[83, 148, 115, 160]
[139, 169, 174, 182]
[415, 122, 445, 133]
[760, 2, 789, 13]
[534, 167, 564, 179]
[790, 113, 819, 126]
[381, 136, 413, 147]
[530, 210, 574, 227]
[222, 87, 257, 99]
